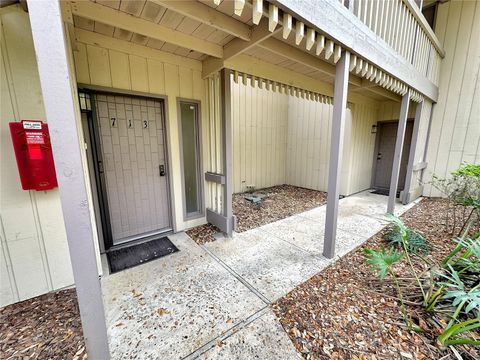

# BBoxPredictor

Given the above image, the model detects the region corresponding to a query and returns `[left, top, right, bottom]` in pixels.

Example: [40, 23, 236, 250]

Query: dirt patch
[0, 288, 86, 359]
[273, 198, 480, 359]
[187, 185, 328, 244]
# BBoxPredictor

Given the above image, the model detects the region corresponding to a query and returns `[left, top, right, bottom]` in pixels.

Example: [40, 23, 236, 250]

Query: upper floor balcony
[340, 0, 444, 86]
[271, 0, 444, 101]
[67, 0, 444, 102]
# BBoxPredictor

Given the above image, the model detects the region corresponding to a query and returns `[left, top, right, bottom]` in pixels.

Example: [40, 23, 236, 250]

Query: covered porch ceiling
[69, 0, 405, 103]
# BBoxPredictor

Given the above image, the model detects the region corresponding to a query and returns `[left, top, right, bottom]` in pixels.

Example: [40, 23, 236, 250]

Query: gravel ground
[188, 185, 327, 244]
[273, 198, 480, 360]
[0, 288, 85, 360]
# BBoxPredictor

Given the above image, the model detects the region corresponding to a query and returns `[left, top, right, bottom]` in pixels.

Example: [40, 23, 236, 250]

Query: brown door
[373, 121, 413, 192]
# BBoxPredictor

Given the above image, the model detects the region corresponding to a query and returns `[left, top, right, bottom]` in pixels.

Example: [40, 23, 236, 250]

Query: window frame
[177, 98, 204, 220]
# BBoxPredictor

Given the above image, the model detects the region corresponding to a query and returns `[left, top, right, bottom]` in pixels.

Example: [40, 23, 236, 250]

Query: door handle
[98, 160, 104, 173]
[377, 153, 382, 160]
[159, 164, 165, 176]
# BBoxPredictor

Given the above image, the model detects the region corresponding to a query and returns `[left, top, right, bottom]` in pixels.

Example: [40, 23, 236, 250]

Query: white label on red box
[23, 121, 42, 130]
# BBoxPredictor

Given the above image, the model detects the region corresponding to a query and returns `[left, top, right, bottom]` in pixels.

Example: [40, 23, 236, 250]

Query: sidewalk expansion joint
[182, 306, 270, 359]
[200, 244, 271, 305]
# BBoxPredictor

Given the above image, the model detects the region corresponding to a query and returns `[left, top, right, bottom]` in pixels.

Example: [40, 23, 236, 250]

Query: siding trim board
[177, 98, 205, 221]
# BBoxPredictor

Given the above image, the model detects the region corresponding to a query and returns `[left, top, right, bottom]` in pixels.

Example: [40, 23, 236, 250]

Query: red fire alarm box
[9, 120, 58, 191]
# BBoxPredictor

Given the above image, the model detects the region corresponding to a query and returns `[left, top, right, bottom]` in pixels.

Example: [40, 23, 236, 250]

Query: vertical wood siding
[344, 102, 381, 194]
[286, 99, 379, 196]
[424, 1, 480, 196]
[231, 76, 289, 193]
[286, 97, 336, 192]
[0, 10, 74, 307]
[377, 100, 417, 121]
[73, 30, 207, 231]
[231, 77, 382, 196]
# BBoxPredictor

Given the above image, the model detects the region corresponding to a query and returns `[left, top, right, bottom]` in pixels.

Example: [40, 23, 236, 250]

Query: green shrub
[452, 164, 480, 179]
[365, 214, 480, 349]
[384, 226, 429, 254]
[430, 163, 480, 235]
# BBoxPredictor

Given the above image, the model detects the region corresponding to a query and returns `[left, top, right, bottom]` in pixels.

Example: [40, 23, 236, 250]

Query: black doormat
[371, 189, 400, 197]
[107, 237, 179, 274]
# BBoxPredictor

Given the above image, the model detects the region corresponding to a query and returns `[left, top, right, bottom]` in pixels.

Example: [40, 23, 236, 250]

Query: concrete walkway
[101, 191, 419, 359]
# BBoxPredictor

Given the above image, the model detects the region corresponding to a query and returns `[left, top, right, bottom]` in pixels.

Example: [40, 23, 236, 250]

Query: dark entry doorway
[372, 120, 414, 194]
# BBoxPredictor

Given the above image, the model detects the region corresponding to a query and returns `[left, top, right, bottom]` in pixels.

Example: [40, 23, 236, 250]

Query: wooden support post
[323, 51, 350, 259]
[402, 101, 423, 204]
[388, 90, 411, 213]
[27, 0, 110, 358]
[221, 69, 234, 235]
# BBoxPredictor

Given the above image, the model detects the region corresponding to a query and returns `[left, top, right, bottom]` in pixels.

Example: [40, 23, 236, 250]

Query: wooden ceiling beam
[257, 37, 362, 87]
[70, 0, 223, 58]
[151, 0, 251, 41]
[202, 17, 281, 77]
[350, 78, 402, 102]
[223, 17, 281, 60]
[363, 87, 402, 102]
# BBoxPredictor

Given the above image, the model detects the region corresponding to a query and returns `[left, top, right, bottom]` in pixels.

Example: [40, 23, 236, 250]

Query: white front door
[93, 93, 171, 245]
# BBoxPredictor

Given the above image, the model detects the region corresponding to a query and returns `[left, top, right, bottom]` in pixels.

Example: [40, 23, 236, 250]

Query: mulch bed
[3, 198, 478, 359]
[233, 185, 328, 232]
[0, 288, 86, 360]
[273, 198, 480, 360]
[186, 223, 222, 245]
[187, 185, 327, 244]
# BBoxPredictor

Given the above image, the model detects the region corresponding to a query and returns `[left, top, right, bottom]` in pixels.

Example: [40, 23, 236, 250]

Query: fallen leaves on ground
[186, 223, 222, 245]
[187, 185, 327, 244]
[157, 308, 170, 316]
[233, 185, 327, 233]
[0, 288, 85, 359]
[273, 198, 480, 360]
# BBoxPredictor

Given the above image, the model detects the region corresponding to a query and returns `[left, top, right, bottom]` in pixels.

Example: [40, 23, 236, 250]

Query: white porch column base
[27, 1, 110, 358]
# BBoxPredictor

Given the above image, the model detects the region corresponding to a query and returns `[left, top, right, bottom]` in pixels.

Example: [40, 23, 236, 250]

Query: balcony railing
[340, 0, 444, 86]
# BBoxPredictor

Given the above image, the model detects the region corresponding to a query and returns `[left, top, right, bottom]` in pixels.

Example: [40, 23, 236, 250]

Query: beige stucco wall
[423, 0, 480, 196]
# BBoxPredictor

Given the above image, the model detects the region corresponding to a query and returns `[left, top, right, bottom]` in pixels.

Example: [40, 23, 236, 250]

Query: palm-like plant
[365, 213, 480, 349]
[436, 265, 480, 346]
[364, 247, 415, 328]
[364, 247, 405, 279]
[384, 214, 428, 303]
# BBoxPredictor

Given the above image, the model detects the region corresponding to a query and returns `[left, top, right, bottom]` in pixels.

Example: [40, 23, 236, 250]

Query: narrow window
[179, 101, 202, 217]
